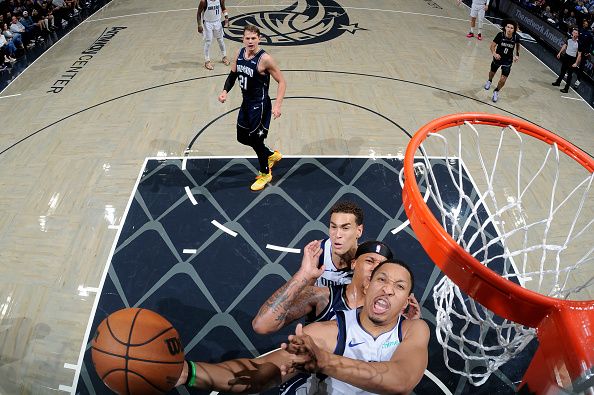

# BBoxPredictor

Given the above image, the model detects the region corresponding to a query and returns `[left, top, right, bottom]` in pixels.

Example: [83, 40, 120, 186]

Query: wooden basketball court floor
[0, 0, 592, 394]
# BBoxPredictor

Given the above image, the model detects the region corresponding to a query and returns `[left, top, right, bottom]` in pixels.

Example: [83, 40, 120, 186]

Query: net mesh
[405, 120, 593, 385]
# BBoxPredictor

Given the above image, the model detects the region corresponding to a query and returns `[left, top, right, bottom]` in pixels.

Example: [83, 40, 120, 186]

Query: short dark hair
[370, 259, 415, 295]
[243, 24, 261, 36]
[329, 201, 364, 225]
[503, 19, 518, 33]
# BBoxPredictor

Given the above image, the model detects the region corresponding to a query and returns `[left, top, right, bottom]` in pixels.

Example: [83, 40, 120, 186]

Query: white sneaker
[484, 80, 491, 90]
[574, 80, 581, 88]
[492, 90, 499, 102]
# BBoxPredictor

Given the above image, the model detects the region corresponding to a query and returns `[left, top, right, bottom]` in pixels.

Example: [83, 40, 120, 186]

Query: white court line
[70, 158, 149, 395]
[64, 363, 77, 370]
[183, 249, 198, 254]
[211, 220, 238, 237]
[182, 157, 188, 171]
[266, 244, 300, 254]
[185, 186, 198, 205]
[0, 93, 21, 99]
[424, 369, 453, 395]
[59, 385, 72, 392]
[561, 96, 586, 101]
[210, 351, 451, 395]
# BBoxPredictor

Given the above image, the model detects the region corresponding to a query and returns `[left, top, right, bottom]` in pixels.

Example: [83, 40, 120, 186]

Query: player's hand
[493, 53, 501, 60]
[282, 324, 327, 374]
[556, 53, 561, 59]
[484, 4, 488, 10]
[272, 104, 282, 119]
[224, 17, 229, 27]
[297, 240, 324, 282]
[197, 25, 203, 34]
[218, 91, 227, 103]
[403, 293, 422, 320]
[572, 63, 578, 68]
[457, 0, 462, 5]
[513, 55, 519, 62]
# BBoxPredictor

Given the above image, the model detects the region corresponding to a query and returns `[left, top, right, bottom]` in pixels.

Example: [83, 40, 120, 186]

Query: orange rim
[402, 113, 594, 328]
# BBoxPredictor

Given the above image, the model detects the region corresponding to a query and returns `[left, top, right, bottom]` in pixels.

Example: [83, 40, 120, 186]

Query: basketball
[91, 308, 185, 394]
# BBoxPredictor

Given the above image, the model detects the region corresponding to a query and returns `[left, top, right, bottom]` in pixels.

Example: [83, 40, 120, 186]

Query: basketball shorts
[491, 59, 512, 76]
[203, 20, 223, 41]
[470, 3, 486, 19]
[236, 96, 272, 145]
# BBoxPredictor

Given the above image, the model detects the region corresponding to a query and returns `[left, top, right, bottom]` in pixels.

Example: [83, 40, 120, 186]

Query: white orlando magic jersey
[315, 239, 353, 287]
[202, 0, 223, 22]
[311, 308, 403, 394]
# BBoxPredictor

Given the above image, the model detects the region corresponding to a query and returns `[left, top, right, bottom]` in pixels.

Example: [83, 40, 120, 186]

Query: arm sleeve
[223, 71, 238, 92]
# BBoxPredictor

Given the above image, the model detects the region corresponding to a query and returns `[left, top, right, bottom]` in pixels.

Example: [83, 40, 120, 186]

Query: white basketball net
[407, 120, 593, 386]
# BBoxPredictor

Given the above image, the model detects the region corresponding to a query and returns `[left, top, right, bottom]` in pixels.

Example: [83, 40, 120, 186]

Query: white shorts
[470, 3, 486, 19]
[203, 20, 223, 41]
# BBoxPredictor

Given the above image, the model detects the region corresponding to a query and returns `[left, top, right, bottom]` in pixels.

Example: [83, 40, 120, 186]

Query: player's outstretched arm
[252, 241, 327, 334]
[287, 320, 430, 395]
[176, 348, 295, 393]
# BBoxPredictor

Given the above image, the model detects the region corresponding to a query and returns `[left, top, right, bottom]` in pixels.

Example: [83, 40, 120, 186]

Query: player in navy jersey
[218, 24, 286, 191]
[252, 240, 407, 335]
[175, 260, 429, 394]
[483, 20, 520, 103]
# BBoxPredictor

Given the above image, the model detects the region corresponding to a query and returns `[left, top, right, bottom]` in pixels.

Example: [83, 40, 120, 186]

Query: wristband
[185, 360, 197, 387]
[224, 11, 228, 17]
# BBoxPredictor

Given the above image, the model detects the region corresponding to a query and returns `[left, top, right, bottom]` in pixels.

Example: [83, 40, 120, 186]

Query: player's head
[243, 24, 261, 49]
[328, 201, 364, 258]
[364, 259, 415, 325]
[351, 240, 394, 286]
[503, 20, 517, 36]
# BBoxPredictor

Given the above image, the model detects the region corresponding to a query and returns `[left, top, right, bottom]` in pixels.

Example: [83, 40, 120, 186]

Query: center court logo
[225, 0, 366, 46]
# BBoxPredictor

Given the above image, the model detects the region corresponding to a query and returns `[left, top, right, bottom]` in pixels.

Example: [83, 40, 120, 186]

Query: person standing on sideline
[218, 24, 286, 191]
[458, 0, 490, 40]
[573, 20, 592, 88]
[552, 27, 582, 93]
[197, 0, 229, 70]
[484, 20, 520, 103]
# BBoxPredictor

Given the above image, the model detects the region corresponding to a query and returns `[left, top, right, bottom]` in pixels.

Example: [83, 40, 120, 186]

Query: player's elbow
[251, 317, 277, 335]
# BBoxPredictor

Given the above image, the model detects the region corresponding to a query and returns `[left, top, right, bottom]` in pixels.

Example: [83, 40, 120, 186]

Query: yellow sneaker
[250, 172, 272, 191]
[268, 150, 282, 170]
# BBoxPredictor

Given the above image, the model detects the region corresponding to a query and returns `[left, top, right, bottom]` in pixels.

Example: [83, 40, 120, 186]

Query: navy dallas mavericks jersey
[306, 284, 349, 324]
[236, 48, 270, 101]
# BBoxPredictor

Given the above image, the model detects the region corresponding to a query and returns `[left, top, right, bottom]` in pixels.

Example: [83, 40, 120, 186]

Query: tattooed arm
[252, 241, 329, 334]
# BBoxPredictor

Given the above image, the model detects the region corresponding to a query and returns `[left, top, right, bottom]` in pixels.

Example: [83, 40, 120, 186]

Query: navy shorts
[236, 96, 272, 144]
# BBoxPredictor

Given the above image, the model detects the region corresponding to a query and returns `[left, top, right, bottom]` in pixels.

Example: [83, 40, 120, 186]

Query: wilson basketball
[91, 308, 185, 394]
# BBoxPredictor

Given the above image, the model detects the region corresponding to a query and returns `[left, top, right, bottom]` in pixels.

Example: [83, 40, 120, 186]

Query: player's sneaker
[466, 32, 474, 38]
[477, 33, 482, 40]
[574, 80, 581, 88]
[251, 172, 272, 191]
[492, 90, 499, 102]
[267, 150, 282, 170]
[484, 80, 491, 90]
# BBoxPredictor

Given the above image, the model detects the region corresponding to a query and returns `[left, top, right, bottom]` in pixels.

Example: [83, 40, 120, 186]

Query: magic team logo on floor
[225, 0, 366, 46]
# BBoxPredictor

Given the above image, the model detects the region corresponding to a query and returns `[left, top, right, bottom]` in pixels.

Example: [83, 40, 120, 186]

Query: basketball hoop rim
[402, 112, 594, 328]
